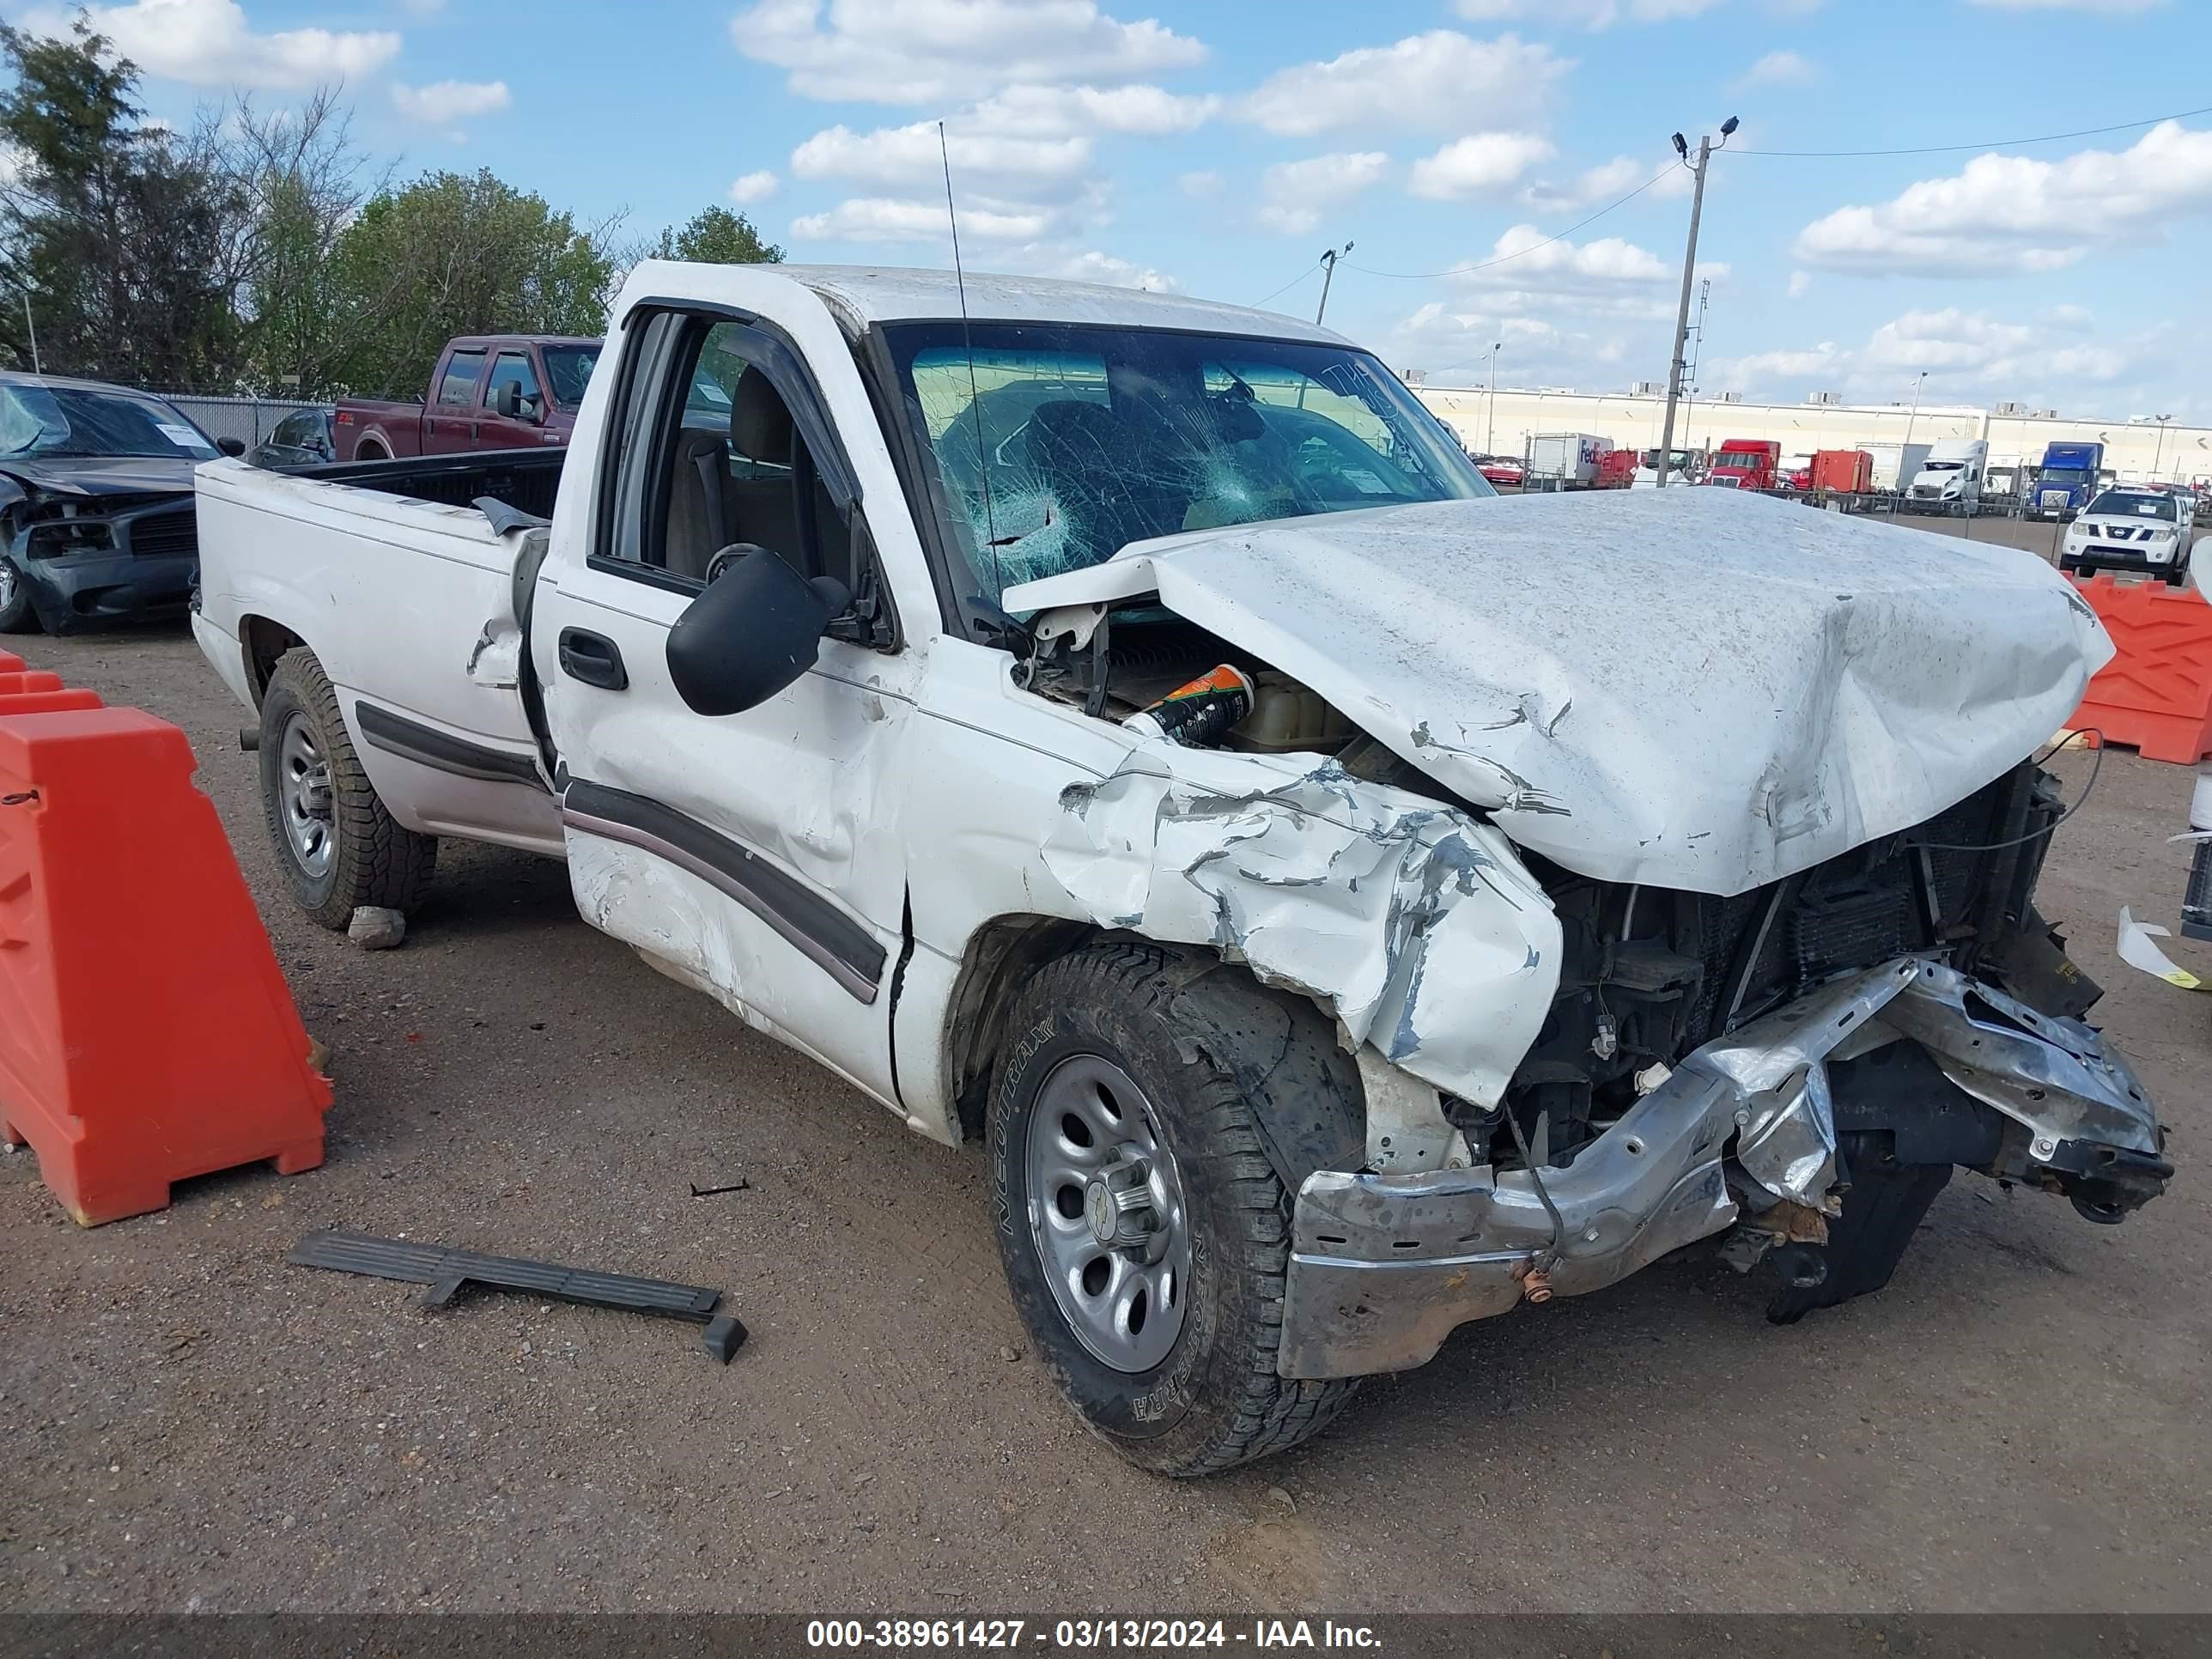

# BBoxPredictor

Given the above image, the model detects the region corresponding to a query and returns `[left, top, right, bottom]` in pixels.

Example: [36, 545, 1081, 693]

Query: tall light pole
[1893, 370, 1928, 516]
[1485, 340, 1503, 455]
[1656, 116, 1735, 485]
[20, 290, 38, 376]
[2153, 413, 2173, 482]
[1315, 241, 1353, 326]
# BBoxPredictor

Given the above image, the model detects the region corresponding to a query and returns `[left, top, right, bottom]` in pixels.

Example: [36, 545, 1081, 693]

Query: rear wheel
[258, 647, 436, 927]
[989, 941, 1364, 1475]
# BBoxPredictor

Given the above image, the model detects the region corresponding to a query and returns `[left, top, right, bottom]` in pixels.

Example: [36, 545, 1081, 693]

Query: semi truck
[2028, 441, 2106, 521]
[1705, 439, 1780, 491]
[1907, 439, 1989, 514]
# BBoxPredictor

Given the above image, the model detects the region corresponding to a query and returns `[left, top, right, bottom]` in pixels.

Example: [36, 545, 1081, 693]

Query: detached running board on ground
[289, 1230, 747, 1362]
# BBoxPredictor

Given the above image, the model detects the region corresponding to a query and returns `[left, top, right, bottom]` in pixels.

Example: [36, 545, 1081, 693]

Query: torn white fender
[1041, 740, 1562, 1110]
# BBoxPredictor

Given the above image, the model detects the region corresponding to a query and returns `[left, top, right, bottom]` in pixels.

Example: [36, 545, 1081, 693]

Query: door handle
[558, 628, 628, 690]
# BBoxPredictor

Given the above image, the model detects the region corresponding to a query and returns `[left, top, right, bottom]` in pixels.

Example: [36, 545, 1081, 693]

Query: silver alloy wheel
[0, 558, 15, 613]
[1024, 1054, 1192, 1373]
[277, 709, 336, 879]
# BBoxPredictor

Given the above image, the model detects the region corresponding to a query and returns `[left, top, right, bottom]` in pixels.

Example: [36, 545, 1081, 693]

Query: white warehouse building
[1409, 380, 2212, 488]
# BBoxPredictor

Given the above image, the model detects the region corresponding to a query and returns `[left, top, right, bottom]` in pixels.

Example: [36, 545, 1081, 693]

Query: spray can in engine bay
[1122, 664, 1255, 748]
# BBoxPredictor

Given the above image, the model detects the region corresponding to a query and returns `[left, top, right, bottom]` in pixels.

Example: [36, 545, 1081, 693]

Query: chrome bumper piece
[1278, 957, 2165, 1380]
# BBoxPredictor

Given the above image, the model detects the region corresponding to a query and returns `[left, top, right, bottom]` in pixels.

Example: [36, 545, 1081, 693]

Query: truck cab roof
[639, 262, 1349, 347]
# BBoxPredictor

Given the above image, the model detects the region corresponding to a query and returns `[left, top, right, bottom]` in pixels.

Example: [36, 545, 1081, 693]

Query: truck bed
[297, 448, 565, 520]
[191, 447, 572, 857]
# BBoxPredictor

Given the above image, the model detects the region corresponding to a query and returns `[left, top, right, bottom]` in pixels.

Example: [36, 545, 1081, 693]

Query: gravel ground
[3, 582, 2208, 1616]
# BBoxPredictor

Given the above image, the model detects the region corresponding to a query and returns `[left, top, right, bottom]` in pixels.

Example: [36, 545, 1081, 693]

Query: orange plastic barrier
[0, 696, 331, 1224]
[2070, 574, 2212, 764]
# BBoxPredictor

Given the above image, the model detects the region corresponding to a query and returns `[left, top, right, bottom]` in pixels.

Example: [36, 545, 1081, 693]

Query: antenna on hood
[939, 120, 1000, 595]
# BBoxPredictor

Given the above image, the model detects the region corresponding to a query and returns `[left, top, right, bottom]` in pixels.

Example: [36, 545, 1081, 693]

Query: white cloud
[1707, 307, 2154, 403]
[1409, 132, 1555, 200]
[791, 195, 1051, 243]
[1522, 155, 1640, 212]
[1179, 169, 1223, 197]
[1256, 151, 1389, 235]
[793, 120, 1092, 199]
[994, 82, 1218, 136]
[1456, 224, 1671, 289]
[728, 170, 779, 205]
[32, 0, 399, 88]
[391, 80, 511, 125]
[1453, 0, 1723, 25]
[1386, 298, 1640, 396]
[1795, 119, 2212, 275]
[1242, 31, 1566, 137]
[1050, 249, 1179, 290]
[1738, 48, 1816, 86]
[1787, 269, 1810, 298]
[729, 0, 1206, 106]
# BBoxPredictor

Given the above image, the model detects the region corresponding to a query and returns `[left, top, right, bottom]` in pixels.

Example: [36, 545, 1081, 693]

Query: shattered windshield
[540, 344, 600, 408]
[0, 383, 217, 460]
[885, 322, 1492, 603]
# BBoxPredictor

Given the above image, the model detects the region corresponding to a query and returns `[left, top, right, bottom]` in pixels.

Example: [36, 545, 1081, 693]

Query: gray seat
[662, 366, 815, 580]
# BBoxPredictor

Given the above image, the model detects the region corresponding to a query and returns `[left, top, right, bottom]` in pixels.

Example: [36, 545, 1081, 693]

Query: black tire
[258, 647, 436, 928]
[355, 441, 389, 463]
[989, 941, 1364, 1475]
[0, 557, 40, 633]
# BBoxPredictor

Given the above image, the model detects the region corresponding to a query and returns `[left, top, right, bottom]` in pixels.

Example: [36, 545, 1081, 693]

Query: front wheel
[989, 942, 1364, 1476]
[0, 556, 40, 633]
[258, 647, 437, 928]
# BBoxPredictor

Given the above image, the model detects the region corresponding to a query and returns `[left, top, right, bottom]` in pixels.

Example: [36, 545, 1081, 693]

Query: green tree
[651, 206, 783, 265]
[326, 169, 619, 396]
[0, 18, 245, 384]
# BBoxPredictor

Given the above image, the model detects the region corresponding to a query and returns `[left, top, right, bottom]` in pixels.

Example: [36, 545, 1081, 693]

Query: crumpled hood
[0, 453, 200, 499]
[1004, 487, 2111, 896]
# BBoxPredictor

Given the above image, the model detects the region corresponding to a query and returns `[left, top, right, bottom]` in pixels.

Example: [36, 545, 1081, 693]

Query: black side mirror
[489, 381, 523, 420]
[666, 545, 850, 716]
[216, 435, 246, 458]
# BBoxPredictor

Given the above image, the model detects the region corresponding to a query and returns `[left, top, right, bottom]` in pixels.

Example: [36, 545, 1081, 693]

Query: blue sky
[21, 0, 2211, 420]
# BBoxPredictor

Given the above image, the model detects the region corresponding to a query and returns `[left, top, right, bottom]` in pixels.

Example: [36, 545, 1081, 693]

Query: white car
[2060, 487, 2197, 584]
[188, 263, 2167, 1473]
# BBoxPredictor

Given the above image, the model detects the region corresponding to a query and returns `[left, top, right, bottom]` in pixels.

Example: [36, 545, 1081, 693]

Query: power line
[1343, 165, 1678, 281]
[1727, 103, 2212, 159]
[1249, 262, 1321, 309]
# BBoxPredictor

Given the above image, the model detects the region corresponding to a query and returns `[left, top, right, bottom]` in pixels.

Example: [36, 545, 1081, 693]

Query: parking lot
[4, 575, 2209, 1616]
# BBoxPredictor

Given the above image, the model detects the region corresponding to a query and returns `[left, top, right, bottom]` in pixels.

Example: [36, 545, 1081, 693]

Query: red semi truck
[1705, 439, 1780, 491]
[334, 336, 603, 462]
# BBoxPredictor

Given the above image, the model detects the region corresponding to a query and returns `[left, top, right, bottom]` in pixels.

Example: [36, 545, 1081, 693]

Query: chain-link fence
[139, 389, 331, 451]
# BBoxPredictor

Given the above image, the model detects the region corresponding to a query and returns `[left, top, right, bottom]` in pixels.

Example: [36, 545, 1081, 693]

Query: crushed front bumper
[1278, 956, 2167, 1380]
[13, 550, 198, 633]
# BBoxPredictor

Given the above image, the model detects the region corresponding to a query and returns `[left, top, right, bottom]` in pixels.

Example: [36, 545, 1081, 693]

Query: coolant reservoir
[1235, 672, 1352, 752]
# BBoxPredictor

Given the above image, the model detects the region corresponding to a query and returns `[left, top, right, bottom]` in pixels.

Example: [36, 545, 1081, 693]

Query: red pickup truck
[334, 335, 602, 462]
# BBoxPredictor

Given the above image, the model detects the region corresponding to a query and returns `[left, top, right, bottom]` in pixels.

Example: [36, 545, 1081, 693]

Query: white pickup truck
[192, 262, 2168, 1474]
